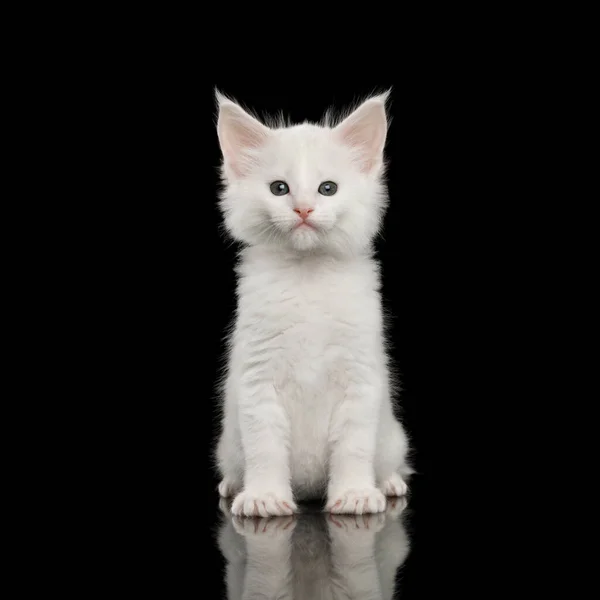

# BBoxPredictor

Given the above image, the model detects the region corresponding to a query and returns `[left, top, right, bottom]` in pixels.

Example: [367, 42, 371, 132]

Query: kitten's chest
[234, 257, 382, 384]
[247, 276, 360, 350]
[239, 274, 376, 385]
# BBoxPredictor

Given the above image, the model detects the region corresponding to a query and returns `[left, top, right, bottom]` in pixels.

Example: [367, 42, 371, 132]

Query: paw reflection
[386, 494, 408, 519]
[232, 514, 296, 537]
[217, 500, 411, 600]
[328, 510, 387, 532]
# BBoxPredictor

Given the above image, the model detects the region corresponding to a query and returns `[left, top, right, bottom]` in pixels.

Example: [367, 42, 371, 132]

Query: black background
[32, 7, 565, 588]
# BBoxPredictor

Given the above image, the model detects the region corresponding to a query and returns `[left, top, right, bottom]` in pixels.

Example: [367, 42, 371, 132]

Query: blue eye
[270, 181, 290, 196]
[318, 181, 337, 196]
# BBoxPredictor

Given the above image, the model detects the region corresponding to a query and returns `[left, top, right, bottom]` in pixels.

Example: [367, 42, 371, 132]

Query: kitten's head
[215, 90, 391, 255]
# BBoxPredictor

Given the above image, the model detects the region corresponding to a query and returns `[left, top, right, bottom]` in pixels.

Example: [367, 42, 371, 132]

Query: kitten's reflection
[217, 498, 411, 599]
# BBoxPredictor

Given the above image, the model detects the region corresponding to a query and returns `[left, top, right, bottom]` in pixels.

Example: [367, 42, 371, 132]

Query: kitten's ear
[334, 91, 390, 173]
[216, 91, 270, 178]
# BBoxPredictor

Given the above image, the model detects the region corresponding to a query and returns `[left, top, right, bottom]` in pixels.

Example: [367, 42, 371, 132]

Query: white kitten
[214, 89, 413, 517]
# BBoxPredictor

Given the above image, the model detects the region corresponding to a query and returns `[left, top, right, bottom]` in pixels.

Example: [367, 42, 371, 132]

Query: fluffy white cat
[214, 89, 413, 517]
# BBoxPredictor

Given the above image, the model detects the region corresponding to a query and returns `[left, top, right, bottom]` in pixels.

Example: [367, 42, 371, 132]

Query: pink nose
[294, 208, 314, 220]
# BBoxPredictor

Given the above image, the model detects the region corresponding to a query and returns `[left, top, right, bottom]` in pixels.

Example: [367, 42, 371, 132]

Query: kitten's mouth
[294, 222, 316, 231]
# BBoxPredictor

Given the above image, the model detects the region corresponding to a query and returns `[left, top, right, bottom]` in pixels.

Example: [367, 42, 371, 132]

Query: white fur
[214, 89, 413, 517]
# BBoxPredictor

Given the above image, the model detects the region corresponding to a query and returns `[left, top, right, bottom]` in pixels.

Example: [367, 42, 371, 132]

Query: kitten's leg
[326, 377, 387, 514]
[375, 417, 411, 497]
[231, 384, 296, 517]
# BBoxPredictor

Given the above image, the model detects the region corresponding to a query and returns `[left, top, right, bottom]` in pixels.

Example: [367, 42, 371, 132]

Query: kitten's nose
[294, 208, 314, 220]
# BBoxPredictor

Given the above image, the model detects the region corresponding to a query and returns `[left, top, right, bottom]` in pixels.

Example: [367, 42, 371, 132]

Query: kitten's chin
[289, 227, 321, 251]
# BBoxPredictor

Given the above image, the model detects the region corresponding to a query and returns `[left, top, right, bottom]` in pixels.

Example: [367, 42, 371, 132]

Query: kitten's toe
[380, 472, 408, 497]
[231, 490, 297, 517]
[327, 487, 386, 515]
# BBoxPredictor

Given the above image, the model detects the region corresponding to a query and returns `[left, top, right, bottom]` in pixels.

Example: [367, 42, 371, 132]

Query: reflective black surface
[207, 476, 430, 599]
[217, 499, 409, 599]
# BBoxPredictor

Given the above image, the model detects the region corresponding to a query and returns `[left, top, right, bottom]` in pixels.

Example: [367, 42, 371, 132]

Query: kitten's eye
[318, 181, 337, 196]
[270, 181, 290, 196]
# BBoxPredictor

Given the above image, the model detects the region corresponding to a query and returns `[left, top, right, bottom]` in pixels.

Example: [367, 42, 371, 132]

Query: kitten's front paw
[231, 490, 297, 517]
[380, 472, 408, 497]
[218, 478, 241, 498]
[327, 487, 386, 514]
